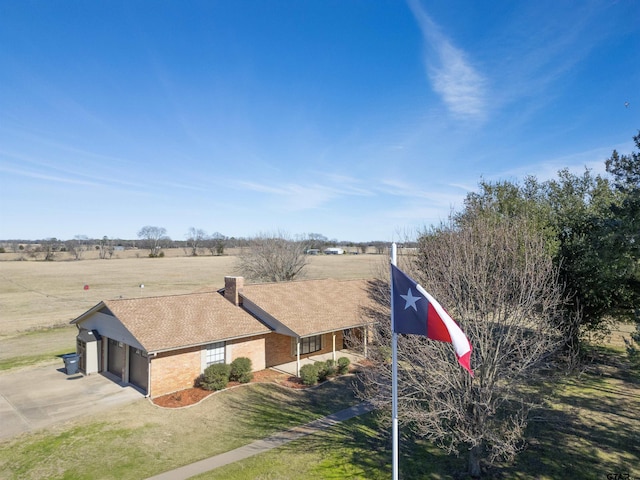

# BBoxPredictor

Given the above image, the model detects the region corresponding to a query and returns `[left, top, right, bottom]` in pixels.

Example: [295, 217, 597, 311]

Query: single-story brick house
[71, 276, 375, 397]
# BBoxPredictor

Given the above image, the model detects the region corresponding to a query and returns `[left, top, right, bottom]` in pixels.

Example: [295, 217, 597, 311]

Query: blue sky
[1, 1, 638, 243]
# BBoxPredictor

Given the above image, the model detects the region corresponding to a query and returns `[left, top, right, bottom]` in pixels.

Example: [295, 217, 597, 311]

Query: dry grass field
[0, 250, 383, 337]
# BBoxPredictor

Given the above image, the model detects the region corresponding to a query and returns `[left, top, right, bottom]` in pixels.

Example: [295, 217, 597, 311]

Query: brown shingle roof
[240, 278, 376, 337]
[102, 292, 271, 352]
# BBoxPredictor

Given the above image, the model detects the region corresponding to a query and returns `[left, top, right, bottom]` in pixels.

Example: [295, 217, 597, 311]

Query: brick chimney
[224, 276, 244, 305]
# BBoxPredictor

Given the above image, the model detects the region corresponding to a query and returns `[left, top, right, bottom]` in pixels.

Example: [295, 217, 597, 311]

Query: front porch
[270, 349, 365, 377]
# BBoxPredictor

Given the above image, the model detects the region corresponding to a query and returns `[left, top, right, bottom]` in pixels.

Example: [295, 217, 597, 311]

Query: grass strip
[0, 351, 71, 371]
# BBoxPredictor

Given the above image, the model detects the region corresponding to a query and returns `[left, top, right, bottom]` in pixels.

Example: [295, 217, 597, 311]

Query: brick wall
[265, 331, 345, 367]
[150, 330, 349, 396]
[229, 334, 267, 371]
[265, 333, 292, 367]
[150, 346, 201, 397]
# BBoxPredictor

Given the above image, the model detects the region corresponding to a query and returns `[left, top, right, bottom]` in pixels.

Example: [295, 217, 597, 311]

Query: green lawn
[194, 413, 462, 480]
[196, 354, 640, 480]
[0, 377, 361, 480]
[1, 351, 638, 479]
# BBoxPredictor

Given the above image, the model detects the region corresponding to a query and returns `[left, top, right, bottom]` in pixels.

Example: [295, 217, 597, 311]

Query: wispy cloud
[0, 150, 145, 191]
[235, 180, 339, 210]
[379, 178, 464, 204]
[312, 172, 375, 197]
[0, 126, 131, 168]
[234, 174, 376, 211]
[408, 0, 487, 121]
[476, 3, 617, 122]
[235, 181, 289, 195]
[497, 143, 626, 182]
[0, 164, 101, 187]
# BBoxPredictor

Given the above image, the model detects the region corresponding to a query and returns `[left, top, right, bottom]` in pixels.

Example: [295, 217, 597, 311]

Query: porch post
[332, 332, 336, 361]
[296, 339, 301, 377]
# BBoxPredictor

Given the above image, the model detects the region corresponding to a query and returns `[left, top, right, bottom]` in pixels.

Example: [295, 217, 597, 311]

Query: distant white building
[324, 248, 345, 255]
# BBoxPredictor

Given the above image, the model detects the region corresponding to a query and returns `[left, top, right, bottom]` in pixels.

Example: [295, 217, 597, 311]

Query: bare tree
[369, 241, 387, 255]
[358, 215, 564, 477]
[27, 247, 41, 260]
[185, 227, 207, 256]
[306, 232, 328, 250]
[206, 232, 226, 256]
[236, 231, 309, 282]
[98, 236, 115, 259]
[137, 226, 169, 257]
[67, 235, 89, 260]
[30, 238, 58, 261]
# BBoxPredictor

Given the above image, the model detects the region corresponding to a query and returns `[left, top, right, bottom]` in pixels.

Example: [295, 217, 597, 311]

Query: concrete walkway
[146, 401, 375, 480]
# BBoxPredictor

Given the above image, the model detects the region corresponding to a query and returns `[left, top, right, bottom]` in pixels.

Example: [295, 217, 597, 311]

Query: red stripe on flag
[426, 303, 452, 343]
[458, 350, 473, 376]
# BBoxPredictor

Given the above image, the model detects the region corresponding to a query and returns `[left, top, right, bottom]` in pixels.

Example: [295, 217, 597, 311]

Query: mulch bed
[152, 369, 308, 408]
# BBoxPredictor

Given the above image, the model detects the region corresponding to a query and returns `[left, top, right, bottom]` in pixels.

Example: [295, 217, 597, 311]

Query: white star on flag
[400, 288, 422, 311]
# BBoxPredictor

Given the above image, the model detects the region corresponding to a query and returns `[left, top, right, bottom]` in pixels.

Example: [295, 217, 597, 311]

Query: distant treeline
[0, 235, 412, 261]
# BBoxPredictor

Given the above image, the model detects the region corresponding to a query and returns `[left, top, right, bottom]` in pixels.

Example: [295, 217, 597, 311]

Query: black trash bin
[62, 353, 80, 375]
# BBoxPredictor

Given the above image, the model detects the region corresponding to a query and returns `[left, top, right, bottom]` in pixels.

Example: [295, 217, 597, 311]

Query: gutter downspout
[296, 339, 301, 377]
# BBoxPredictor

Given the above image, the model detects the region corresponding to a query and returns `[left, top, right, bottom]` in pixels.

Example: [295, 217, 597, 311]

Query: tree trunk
[468, 445, 482, 478]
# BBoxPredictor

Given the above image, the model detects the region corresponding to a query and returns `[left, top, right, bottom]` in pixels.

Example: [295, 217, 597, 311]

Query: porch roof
[239, 278, 376, 338]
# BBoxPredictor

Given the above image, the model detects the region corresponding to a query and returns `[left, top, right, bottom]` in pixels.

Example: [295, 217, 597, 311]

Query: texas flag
[391, 264, 473, 376]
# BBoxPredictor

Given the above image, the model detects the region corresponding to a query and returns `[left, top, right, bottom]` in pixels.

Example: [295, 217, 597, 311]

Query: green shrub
[299, 363, 319, 385]
[230, 357, 253, 383]
[337, 356, 351, 374]
[315, 360, 336, 382]
[324, 359, 337, 378]
[200, 363, 231, 391]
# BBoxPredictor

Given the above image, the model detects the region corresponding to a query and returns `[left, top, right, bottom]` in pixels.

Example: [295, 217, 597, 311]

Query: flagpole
[390, 242, 399, 480]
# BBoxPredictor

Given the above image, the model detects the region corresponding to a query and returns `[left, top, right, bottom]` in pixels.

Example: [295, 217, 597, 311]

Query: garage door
[107, 338, 125, 378]
[129, 346, 148, 393]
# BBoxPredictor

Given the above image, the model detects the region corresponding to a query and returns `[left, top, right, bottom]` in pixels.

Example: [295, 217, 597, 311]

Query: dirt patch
[271, 373, 308, 389]
[153, 388, 213, 408]
[152, 369, 309, 408]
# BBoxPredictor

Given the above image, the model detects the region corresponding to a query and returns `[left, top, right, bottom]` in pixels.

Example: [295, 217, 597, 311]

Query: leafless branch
[358, 215, 564, 476]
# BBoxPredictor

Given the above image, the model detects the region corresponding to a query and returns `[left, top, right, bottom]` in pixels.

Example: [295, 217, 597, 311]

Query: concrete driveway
[0, 362, 143, 441]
